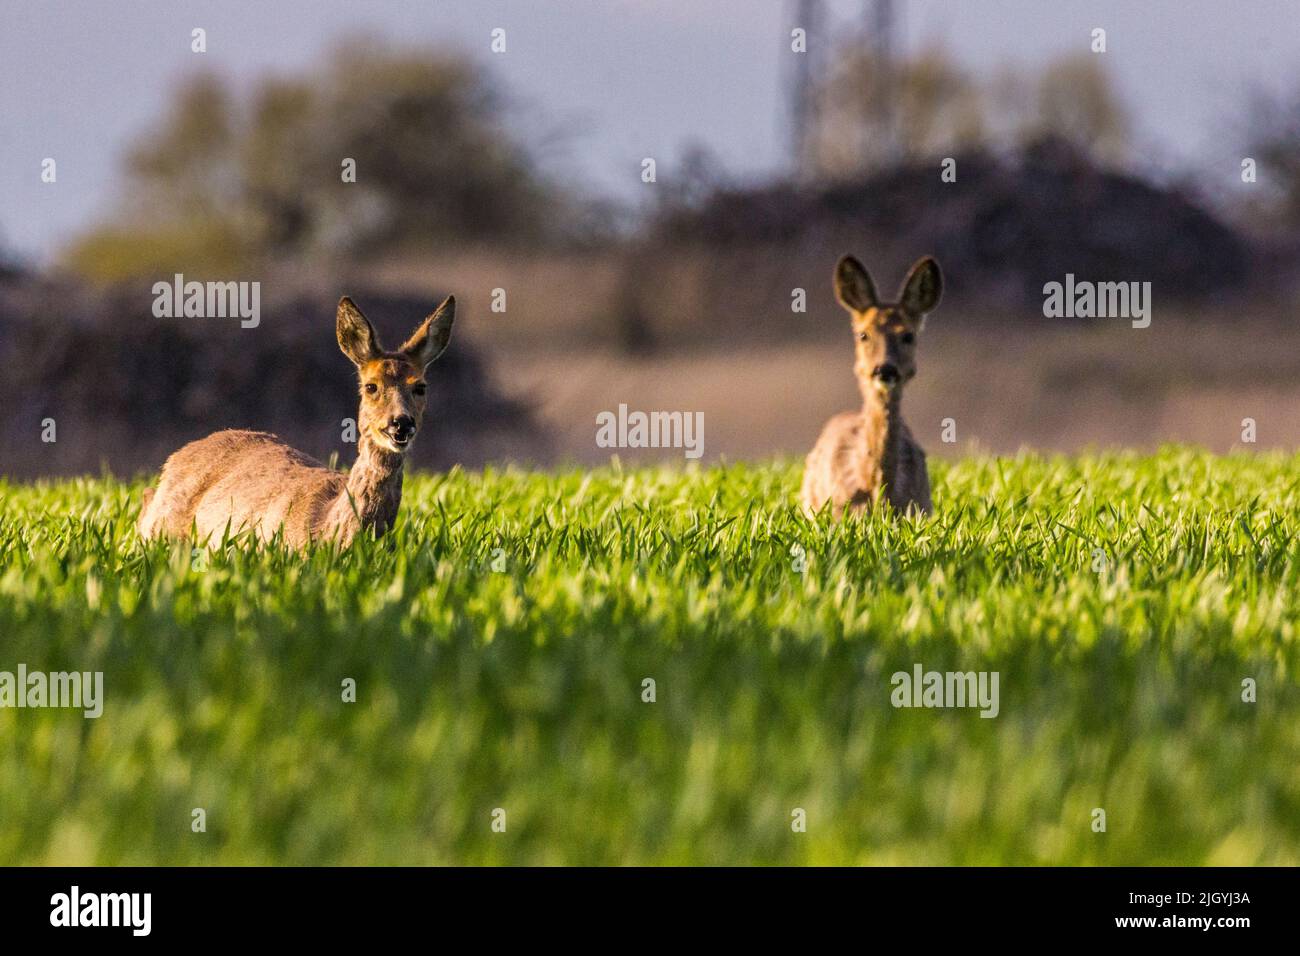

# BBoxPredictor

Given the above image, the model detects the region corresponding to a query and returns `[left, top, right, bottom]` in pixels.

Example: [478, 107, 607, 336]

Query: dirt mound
[657, 138, 1254, 307]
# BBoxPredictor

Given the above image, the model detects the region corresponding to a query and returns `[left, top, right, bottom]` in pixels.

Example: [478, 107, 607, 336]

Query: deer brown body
[137, 295, 455, 548]
[801, 255, 942, 519]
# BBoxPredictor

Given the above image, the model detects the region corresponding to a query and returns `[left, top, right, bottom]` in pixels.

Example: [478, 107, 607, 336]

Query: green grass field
[1, 448, 1298, 865]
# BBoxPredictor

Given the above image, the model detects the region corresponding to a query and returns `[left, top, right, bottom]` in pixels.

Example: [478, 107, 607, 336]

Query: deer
[137, 295, 455, 549]
[800, 255, 942, 519]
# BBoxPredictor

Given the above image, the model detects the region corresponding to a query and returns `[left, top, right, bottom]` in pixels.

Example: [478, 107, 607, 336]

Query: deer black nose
[873, 363, 900, 384]
[389, 415, 415, 434]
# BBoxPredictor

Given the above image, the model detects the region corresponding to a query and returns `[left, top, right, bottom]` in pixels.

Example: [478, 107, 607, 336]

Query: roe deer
[138, 295, 455, 548]
[800, 255, 942, 519]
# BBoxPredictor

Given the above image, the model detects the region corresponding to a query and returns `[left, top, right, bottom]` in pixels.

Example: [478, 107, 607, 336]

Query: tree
[808, 44, 1129, 180]
[65, 41, 564, 280]
[124, 73, 239, 223]
[813, 44, 987, 178]
[1242, 87, 1300, 232]
[1023, 54, 1128, 165]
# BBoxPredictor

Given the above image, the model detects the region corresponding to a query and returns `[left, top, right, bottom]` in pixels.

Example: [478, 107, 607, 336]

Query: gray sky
[2, 0, 1297, 262]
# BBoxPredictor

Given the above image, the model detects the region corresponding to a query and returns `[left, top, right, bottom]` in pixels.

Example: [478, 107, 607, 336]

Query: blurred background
[2, 0, 1299, 477]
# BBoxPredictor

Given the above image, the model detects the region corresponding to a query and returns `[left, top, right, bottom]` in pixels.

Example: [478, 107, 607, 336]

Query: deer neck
[341, 433, 406, 535]
[861, 389, 904, 495]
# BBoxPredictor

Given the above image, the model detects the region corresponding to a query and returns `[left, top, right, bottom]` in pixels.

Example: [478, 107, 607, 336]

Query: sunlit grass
[0, 447, 1298, 864]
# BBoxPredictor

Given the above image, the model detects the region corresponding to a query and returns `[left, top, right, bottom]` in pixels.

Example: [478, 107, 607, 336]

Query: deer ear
[400, 295, 456, 369]
[898, 257, 942, 317]
[337, 297, 382, 366]
[834, 255, 879, 313]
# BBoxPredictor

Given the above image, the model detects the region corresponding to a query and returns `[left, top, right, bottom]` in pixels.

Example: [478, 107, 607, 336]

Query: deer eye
[857, 331, 869, 342]
[364, 383, 378, 395]
[412, 383, 427, 396]
[901, 332, 915, 344]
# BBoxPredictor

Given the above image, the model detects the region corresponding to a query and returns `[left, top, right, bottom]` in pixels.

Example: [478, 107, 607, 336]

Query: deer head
[336, 295, 456, 454]
[834, 255, 942, 403]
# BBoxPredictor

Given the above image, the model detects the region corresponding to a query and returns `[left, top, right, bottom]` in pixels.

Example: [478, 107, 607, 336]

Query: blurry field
[463, 306, 1300, 465]
[1, 449, 1298, 865]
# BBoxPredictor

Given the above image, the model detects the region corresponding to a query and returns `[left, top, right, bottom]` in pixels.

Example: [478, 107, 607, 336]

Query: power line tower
[788, 0, 824, 178]
[865, 0, 899, 164]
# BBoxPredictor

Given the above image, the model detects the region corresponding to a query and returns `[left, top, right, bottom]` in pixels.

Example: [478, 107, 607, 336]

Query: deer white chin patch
[373, 430, 411, 454]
